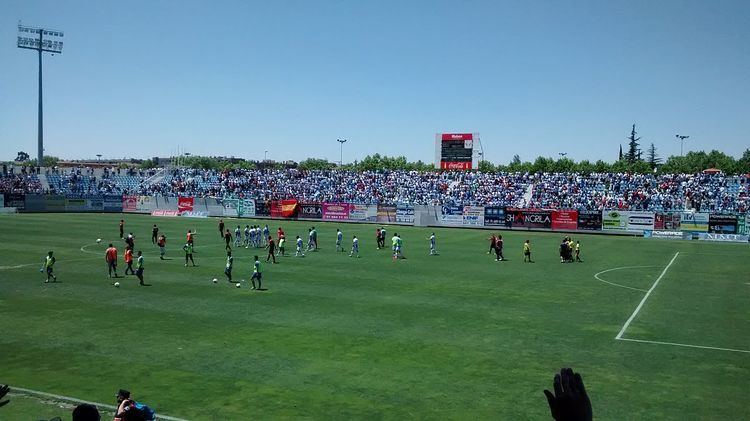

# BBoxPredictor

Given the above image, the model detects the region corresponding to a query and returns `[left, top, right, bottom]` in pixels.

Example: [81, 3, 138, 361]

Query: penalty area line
[616, 337, 750, 354]
[10, 386, 188, 421]
[615, 252, 680, 340]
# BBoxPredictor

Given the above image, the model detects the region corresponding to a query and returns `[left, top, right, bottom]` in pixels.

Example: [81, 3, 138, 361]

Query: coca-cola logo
[444, 162, 470, 169]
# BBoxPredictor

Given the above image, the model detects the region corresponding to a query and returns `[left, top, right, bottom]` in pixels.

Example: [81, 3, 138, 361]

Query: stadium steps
[38, 173, 50, 191]
[522, 184, 534, 205]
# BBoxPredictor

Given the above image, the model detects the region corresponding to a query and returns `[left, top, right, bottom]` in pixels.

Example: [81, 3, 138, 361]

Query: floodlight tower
[675, 134, 689, 156]
[337, 138, 348, 166]
[17, 23, 64, 167]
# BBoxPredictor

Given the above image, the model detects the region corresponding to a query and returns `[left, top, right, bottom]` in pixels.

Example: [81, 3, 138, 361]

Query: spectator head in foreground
[72, 403, 100, 421]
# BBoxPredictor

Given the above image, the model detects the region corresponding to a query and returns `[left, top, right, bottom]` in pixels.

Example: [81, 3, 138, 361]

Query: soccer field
[1, 213, 748, 420]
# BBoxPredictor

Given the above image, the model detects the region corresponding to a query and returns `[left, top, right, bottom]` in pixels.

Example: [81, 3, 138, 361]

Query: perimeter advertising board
[578, 210, 602, 231]
[222, 199, 239, 217]
[122, 195, 138, 212]
[137, 196, 152, 212]
[680, 212, 709, 232]
[708, 214, 738, 234]
[505, 208, 552, 229]
[64, 197, 88, 212]
[322, 203, 350, 220]
[238, 199, 256, 217]
[377, 205, 396, 223]
[348, 204, 368, 221]
[45, 195, 66, 212]
[602, 210, 655, 231]
[483, 206, 505, 226]
[462, 206, 484, 226]
[299, 203, 322, 219]
[103, 195, 123, 212]
[396, 204, 415, 224]
[4, 193, 25, 210]
[255, 200, 269, 216]
[738, 215, 750, 235]
[440, 205, 463, 226]
[551, 210, 578, 230]
[177, 197, 194, 212]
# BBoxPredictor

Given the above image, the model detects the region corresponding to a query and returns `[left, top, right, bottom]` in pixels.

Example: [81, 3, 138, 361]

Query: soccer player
[495, 235, 504, 261]
[265, 235, 277, 263]
[119, 219, 125, 239]
[250, 255, 262, 290]
[391, 233, 399, 259]
[224, 229, 232, 251]
[278, 235, 286, 256]
[224, 250, 233, 282]
[336, 228, 344, 252]
[488, 234, 497, 255]
[575, 241, 582, 263]
[125, 232, 135, 249]
[135, 251, 145, 286]
[157, 234, 167, 260]
[295, 236, 305, 257]
[350, 235, 360, 257]
[375, 228, 381, 249]
[559, 238, 569, 263]
[568, 238, 575, 262]
[244, 225, 251, 248]
[183, 242, 195, 267]
[218, 219, 225, 238]
[379, 227, 387, 249]
[277, 227, 285, 240]
[42, 251, 57, 283]
[523, 240, 533, 263]
[306, 228, 314, 251]
[263, 225, 270, 241]
[311, 226, 318, 250]
[428, 233, 438, 255]
[124, 246, 135, 275]
[234, 225, 242, 248]
[186, 230, 195, 247]
[105, 243, 119, 278]
[151, 224, 159, 244]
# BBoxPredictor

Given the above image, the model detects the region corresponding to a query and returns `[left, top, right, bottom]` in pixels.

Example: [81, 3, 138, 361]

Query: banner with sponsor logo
[483, 206, 505, 226]
[626, 211, 655, 231]
[4, 193, 25, 210]
[737, 215, 750, 235]
[238, 199, 255, 217]
[377, 205, 396, 222]
[506, 208, 552, 229]
[643, 230, 684, 240]
[177, 196, 194, 212]
[24, 194, 45, 211]
[698, 233, 749, 243]
[64, 197, 88, 211]
[254, 200, 269, 216]
[365, 204, 378, 221]
[396, 204, 415, 224]
[44, 194, 66, 212]
[577, 210, 602, 230]
[222, 198, 239, 217]
[103, 195, 123, 212]
[462, 206, 484, 226]
[322, 202, 351, 220]
[122, 195, 138, 212]
[348, 203, 369, 221]
[551, 210, 578, 230]
[708, 214, 738, 234]
[151, 209, 180, 217]
[270, 199, 298, 218]
[655, 212, 681, 230]
[680, 212, 709, 232]
[440, 205, 463, 226]
[602, 210, 626, 230]
[181, 210, 209, 218]
[299, 203, 322, 219]
[137, 196, 152, 212]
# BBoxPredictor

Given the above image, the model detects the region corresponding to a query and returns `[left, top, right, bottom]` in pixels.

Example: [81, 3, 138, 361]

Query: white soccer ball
[235, 283, 241, 288]
[96, 239, 102, 244]
[114, 282, 120, 287]
[212, 278, 218, 283]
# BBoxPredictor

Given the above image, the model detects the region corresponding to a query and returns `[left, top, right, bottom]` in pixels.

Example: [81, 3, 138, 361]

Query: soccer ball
[212, 278, 218, 284]
[114, 282, 120, 287]
[96, 239, 102, 244]
[235, 283, 241, 288]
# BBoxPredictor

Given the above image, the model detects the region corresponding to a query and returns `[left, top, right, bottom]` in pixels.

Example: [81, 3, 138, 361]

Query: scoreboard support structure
[435, 133, 480, 170]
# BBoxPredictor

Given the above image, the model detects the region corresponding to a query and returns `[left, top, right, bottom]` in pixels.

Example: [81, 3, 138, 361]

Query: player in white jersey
[349, 235, 360, 258]
[428, 233, 438, 255]
[244, 225, 251, 248]
[336, 229, 344, 252]
[295, 236, 305, 257]
[234, 226, 242, 247]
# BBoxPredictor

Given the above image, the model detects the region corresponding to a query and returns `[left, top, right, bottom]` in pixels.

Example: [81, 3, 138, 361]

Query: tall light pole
[17, 23, 64, 167]
[264, 150, 268, 160]
[337, 138, 348, 166]
[675, 134, 689, 156]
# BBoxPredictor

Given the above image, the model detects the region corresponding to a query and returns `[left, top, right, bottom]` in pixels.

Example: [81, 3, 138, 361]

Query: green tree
[478, 160, 496, 172]
[625, 124, 642, 164]
[646, 143, 662, 169]
[298, 158, 334, 171]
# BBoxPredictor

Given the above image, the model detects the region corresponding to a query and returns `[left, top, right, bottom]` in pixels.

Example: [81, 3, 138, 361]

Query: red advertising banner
[551, 210, 579, 230]
[322, 202, 351, 220]
[441, 133, 473, 141]
[440, 161, 472, 170]
[270, 200, 298, 218]
[177, 196, 194, 212]
[122, 195, 137, 212]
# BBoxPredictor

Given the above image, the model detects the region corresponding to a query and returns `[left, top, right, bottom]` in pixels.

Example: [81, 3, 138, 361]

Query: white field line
[593, 266, 656, 292]
[0, 256, 97, 271]
[10, 386, 189, 421]
[615, 252, 680, 340]
[616, 337, 750, 354]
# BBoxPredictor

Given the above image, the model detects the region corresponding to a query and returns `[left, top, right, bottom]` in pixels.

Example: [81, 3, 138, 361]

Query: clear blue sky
[1, 0, 748, 164]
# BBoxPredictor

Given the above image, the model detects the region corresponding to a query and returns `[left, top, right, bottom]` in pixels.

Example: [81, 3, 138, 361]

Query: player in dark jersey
[495, 235, 504, 261]
[119, 220, 125, 239]
[224, 229, 232, 251]
[151, 224, 159, 244]
[265, 236, 277, 264]
[218, 219, 225, 238]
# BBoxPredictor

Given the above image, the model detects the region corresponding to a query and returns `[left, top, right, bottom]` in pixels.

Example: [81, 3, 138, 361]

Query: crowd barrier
[3, 193, 749, 240]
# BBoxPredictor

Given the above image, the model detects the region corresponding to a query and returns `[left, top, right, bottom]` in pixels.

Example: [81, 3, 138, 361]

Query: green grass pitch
[1, 213, 748, 419]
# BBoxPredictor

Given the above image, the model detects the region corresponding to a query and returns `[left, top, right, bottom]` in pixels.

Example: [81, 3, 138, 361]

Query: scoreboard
[435, 133, 478, 170]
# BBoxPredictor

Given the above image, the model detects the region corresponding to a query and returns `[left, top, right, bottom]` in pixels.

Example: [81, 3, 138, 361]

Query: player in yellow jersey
[42, 251, 57, 283]
[523, 240, 533, 263]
